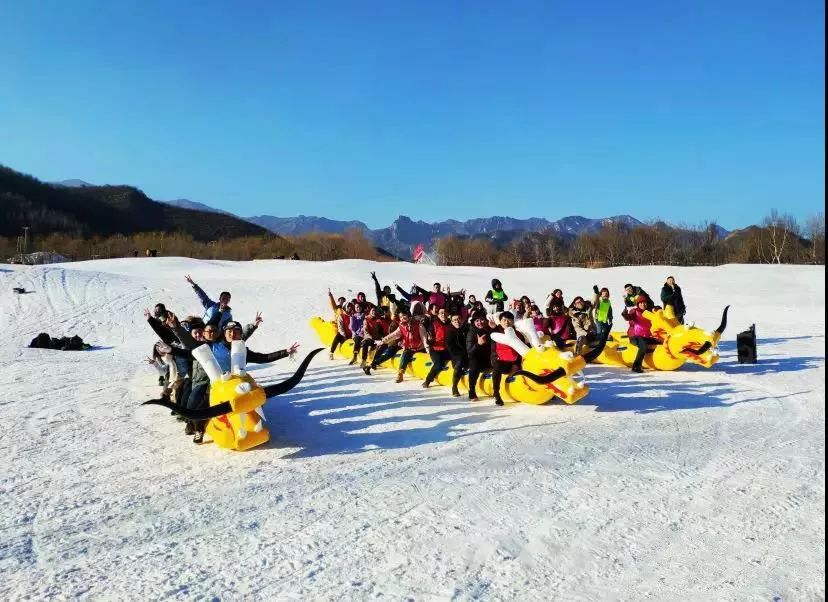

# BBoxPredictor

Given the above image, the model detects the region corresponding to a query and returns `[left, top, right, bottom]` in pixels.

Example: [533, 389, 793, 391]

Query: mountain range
[39, 174, 732, 258]
[2, 169, 269, 240]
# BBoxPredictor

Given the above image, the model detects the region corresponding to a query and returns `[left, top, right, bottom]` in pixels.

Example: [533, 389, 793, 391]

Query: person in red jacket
[365, 305, 428, 382]
[490, 311, 528, 406]
[621, 295, 660, 373]
[423, 308, 454, 388]
[358, 306, 387, 367]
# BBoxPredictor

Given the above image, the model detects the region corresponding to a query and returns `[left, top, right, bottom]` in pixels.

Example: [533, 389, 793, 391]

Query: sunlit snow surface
[1, 259, 824, 600]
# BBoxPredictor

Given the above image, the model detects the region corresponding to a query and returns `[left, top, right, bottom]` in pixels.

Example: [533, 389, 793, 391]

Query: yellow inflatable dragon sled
[583, 305, 730, 371]
[142, 343, 323, 451]
[310, 316, 611, 406]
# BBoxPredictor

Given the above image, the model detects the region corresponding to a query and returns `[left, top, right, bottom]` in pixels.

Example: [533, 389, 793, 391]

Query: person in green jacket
[592, 285, 613, 340]
[485, 278, 508, 313]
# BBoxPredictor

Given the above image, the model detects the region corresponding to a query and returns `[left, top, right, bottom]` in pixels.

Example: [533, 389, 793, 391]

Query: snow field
[0, 258, 824, 600]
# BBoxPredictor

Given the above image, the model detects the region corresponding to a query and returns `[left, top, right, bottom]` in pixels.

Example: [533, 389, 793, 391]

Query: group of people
[328, 273, 688, 403]
[145, 275, 299, 443]
[143, 272, 688, 438]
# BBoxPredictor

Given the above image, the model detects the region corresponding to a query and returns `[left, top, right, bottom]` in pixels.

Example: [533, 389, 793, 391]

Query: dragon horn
[263, 348, 324, 398]
[715, 305, 730, 335]
[510, 367, 566, 384]
[142, 398, 232, 420]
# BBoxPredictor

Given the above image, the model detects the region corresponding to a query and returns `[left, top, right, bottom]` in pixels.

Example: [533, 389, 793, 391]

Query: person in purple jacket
[348, 303, 366, 365]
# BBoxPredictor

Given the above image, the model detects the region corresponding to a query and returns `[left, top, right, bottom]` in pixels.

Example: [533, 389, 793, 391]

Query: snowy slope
[0, 259, 824, 600]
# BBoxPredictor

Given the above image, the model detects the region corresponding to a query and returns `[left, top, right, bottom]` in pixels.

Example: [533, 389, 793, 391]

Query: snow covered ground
[1, 258, 824, 600]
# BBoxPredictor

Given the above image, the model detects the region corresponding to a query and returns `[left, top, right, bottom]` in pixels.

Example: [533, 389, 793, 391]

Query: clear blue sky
[1, 0, 824, 229]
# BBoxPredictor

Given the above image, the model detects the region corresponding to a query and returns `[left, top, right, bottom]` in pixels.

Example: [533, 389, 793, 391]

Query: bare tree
[761, 209, 799, 264]
[804, 213, 825, 264]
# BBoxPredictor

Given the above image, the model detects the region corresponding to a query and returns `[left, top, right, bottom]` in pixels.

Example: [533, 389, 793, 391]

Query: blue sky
[0, 0, 823, 229]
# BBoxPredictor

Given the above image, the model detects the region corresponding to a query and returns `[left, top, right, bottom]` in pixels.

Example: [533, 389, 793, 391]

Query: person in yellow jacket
[327, 289, 351, 359]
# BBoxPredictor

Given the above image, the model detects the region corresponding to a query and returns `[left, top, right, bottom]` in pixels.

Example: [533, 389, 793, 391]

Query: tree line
[434, 210, 825, 267]
[2, 228, 390, 263]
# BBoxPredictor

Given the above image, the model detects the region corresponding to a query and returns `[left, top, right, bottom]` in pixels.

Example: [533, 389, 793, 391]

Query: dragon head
[143, 344, 323, 451]
[649, 306, 729, 369]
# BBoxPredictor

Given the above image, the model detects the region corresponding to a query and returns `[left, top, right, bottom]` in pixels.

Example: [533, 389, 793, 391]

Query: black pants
[187, 382, 210, 433]
[361, 339, 376, 361]
[330, 332, 346, 354]
[492, 359, 519, 400]
[450, 354, 467, 393]
[467, 357, 490, 398]
[629, 336, 659, 370]
[371, 343, 398, 368]
[351, 335, 364, 355]
[424, 349, 451, 385]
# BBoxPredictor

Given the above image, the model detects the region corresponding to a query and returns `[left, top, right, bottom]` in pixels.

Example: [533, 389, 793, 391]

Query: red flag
[413, 244, 424, 263]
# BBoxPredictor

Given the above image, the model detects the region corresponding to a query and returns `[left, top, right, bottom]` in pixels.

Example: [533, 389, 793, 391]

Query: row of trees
[2, 210, 822, 267]
[434, 211, 825, 267]
[1, 229, 389, 263]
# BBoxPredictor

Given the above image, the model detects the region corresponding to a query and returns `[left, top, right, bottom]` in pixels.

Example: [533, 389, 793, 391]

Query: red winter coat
[622, 307, 653, 338]
[429, 319, 453, 352]
[491, 326, 526, 363]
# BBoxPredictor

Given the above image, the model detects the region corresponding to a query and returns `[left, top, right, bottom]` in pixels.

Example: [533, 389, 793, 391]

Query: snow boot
[495, 396, 504, 406]
[185, 422, 195, 436]
[349, 354, 358, 366]
[193, 430, 204, 444]
[395, 370, 404, 383]
[363, 365, 372, 375]
[452, 388, 461, 398]
[329, 352, 334, 360]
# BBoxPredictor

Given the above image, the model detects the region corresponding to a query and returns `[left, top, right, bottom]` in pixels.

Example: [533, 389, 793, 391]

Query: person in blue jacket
[185, 274, 233, 328]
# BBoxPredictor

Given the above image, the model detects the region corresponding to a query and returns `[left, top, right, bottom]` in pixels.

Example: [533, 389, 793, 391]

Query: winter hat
[223, 321, 242, 331]
[491, 278, 502, 289]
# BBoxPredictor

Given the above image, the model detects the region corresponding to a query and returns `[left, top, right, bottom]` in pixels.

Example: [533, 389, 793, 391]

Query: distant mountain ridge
[54, 179, 94, 188]
[249, 215, 370, 235]
[165, 198, 234, 216]
[247, 213, 660, 258]
[44, 173, 734, 258]
[2, 167, 270, 240]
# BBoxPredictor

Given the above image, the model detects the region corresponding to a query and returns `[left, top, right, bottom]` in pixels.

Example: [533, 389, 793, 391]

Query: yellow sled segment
[310, 317, 588, 405]
[590, 306, 730, 371]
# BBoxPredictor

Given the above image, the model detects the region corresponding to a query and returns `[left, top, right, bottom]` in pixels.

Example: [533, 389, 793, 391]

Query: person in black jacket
[660, 276, 686, 324]
[446, 313, 469, 397]
[465, 311, 492, 401]
[623, 284, 654, 310]
[370, 271, 398, 311]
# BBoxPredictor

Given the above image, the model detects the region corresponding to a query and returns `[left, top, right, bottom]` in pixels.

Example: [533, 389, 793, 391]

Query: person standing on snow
[465, 311, 492, 401]
[661, 276, 687, 324]
[485, 278, 508, 313]
[591, 285, 613, 340]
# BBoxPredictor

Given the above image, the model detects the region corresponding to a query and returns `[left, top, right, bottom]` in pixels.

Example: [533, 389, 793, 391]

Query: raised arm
[371, 272, 384, 305]
[186, 274, 213, 309]
[146, 312, 176, 346]
[396, 285, 413, 301]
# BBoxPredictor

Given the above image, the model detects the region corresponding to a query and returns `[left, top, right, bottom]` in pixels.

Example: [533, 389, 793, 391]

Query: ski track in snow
[0, 259, 824, 600]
